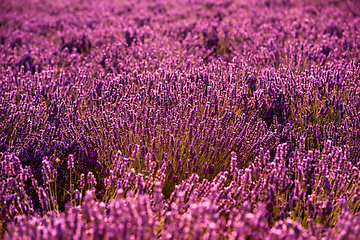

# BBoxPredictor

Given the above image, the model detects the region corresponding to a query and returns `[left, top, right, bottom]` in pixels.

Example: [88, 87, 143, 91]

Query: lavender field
[1, 0, 360, 239]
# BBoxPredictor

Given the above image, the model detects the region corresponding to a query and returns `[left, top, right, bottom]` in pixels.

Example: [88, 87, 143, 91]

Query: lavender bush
[1, 0, 360, 239]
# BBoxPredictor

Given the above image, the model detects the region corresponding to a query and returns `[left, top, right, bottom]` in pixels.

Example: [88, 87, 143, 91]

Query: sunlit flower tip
[55, 158, 61, 163]
[68, 154, 74, 169]
[79, 173, 85, 189]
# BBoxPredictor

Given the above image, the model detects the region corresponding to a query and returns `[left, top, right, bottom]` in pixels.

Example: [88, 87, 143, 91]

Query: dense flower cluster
[1, 0, 360, 239]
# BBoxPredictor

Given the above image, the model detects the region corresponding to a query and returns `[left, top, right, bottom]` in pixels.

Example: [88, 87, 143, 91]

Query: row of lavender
[1, 0, 360, 238]
[4, 142, 360, 239]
